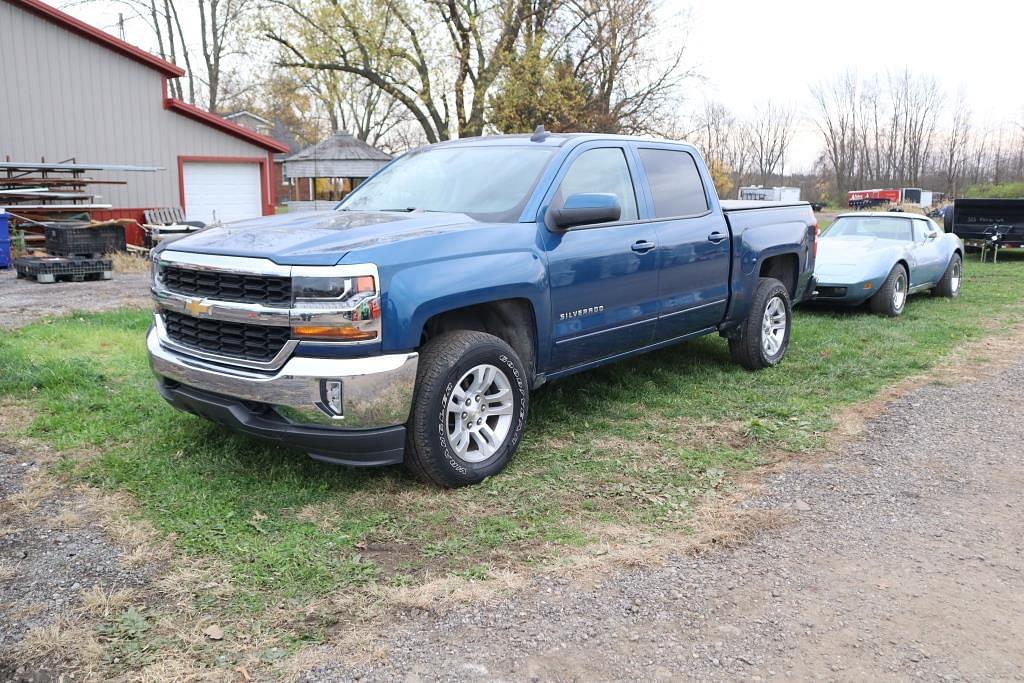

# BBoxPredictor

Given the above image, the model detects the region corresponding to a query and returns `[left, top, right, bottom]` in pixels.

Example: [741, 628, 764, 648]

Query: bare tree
[891, 70, 943, 186]
[810, 71, 859, 197]
[746, 101, 794, 184]
[691, 100, 749, 195]
[939, 93, 971, 197]
[198, 0, 252, 112]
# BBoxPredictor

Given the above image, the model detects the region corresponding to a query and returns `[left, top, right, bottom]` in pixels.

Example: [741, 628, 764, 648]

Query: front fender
[381, 252, 550, 354]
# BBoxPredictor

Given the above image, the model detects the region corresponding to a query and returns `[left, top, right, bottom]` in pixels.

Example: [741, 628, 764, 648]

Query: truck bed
[719, 200, 812, 212]
[717, 199, 818, 312]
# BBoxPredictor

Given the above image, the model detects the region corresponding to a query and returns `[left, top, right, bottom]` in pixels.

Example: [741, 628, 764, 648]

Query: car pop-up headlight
[290, 267, 381, 342]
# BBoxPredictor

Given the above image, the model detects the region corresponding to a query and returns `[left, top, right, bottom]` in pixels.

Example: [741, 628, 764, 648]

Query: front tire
[870, 264, 908, 316]
[728, 277, 792, 370]
[933, 253, 962, 298]
[405, 331, 529, 488]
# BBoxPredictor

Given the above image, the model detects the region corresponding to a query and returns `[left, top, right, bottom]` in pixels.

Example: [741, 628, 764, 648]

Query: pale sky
[682, 0, 1024, 170]
[53, 0, 1024, 172]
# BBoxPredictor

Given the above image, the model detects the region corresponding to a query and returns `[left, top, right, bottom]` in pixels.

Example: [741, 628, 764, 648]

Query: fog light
[863, 282, 873, 289]
[322, 380, 343, 416]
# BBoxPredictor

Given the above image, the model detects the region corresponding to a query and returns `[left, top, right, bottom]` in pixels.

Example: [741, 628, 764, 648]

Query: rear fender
[723, 223, 813, 329]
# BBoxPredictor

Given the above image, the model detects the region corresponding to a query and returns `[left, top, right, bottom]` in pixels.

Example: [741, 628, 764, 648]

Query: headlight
[290, 267, 381, 342]
[150, 250, 165, 295]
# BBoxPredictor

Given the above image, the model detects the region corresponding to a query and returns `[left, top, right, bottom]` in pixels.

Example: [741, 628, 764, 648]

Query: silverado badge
[559, 305, 605, 321]
[184, 298, 212, 317]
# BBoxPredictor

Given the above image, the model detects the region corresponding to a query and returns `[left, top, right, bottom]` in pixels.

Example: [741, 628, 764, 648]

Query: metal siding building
[0, 0, 288, 225]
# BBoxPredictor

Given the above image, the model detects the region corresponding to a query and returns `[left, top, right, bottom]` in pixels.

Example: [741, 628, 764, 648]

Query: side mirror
[927, 230, 939, 240]
[548, 193, 621, 230]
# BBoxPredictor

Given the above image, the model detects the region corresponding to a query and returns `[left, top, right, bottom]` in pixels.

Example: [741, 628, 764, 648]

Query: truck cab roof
[421, 132, 697, 151]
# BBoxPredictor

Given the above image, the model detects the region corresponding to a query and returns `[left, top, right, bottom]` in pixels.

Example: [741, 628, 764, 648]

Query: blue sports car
[813, 212, 963, 316]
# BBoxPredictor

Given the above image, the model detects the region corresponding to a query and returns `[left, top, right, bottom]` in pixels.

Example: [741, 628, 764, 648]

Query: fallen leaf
[204, 624, 224, 641]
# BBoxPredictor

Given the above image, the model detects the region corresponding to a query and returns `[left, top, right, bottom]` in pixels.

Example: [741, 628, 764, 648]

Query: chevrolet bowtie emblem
[185, 298, 212, 317]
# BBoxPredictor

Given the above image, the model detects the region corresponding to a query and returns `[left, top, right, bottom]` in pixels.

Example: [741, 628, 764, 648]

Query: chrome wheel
[445, 363, 514, 464]
[893, 273, 907, 310]
[951, 260, 962, 293]
[761, 295, 787, 358]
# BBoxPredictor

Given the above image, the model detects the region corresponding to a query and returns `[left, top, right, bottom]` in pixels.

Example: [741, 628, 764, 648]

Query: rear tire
[933, 253, 962, 298]
[870, 264, 908, 317]
[405, 331, 529, 488]
[728, 277, 792, 370]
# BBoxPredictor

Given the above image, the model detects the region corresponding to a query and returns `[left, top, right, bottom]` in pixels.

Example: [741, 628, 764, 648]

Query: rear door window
[637, 149, 709, 218]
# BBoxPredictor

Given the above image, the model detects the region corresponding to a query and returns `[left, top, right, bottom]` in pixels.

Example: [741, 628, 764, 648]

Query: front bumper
[811, 276, 882, 304]
[147, 324, 418, 466]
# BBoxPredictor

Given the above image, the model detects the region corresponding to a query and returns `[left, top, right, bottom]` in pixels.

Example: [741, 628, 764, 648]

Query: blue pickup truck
[147, 132, 817, 487]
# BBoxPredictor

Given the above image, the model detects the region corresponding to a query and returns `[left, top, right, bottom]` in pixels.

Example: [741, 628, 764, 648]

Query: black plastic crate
[44, 222, 126, 257]
[14, 256, 113, 283]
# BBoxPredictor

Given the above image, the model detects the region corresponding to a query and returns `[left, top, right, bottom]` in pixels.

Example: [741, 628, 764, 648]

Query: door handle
[631, 240, 656, 254]
[707, 231, 728, 244]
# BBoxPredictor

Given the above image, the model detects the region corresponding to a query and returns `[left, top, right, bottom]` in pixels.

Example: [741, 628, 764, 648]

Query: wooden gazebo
[283, 132, 391, 212]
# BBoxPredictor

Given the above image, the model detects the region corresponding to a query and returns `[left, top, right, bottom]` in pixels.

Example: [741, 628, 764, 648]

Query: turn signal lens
[292, 325, 378, 341]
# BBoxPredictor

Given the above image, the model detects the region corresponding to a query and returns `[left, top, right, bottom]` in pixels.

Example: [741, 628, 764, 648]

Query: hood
[816, 235, 902, 266]
[162, 210, 477, 265]
[815, 235, 904, 280]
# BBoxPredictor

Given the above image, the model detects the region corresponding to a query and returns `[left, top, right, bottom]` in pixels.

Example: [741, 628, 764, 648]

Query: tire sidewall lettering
[435, 349, 527, 477]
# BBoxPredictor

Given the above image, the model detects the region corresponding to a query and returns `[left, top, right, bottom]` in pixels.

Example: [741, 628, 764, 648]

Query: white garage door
[182, 161, 262, 224]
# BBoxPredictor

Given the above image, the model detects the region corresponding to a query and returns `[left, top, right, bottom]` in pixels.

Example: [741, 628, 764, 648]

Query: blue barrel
[0, 210, 10, 269]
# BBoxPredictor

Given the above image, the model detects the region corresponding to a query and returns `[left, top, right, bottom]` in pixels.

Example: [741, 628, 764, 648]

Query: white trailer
[738, 186, 801, 202]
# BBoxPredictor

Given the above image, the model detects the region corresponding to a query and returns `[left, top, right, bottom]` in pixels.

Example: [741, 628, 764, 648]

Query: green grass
[3, 254, 1024, 615]
[963, 181, 1024, 199]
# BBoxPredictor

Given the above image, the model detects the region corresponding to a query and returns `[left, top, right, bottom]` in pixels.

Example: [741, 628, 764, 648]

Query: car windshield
[824, 216, 913, 241]
[338, 145, 554, 222]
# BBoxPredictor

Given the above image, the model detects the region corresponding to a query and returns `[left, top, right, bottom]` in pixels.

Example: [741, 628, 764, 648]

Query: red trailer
[848, 188, 900, 209]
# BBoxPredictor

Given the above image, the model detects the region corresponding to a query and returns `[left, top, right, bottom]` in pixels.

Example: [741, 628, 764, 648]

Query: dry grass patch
[108, 250, 150, 273]
[295, 501, 343, 531]
[383, 568, 528, 612]
[153, 558, 237, 607]
[0, 558, 18, 581]
[5, 471, 58, 515]
[46, 505, 86, 529]
[136, 657, 236, 683]
[15, 616, 104, 676]
[79, 585, 138, 619]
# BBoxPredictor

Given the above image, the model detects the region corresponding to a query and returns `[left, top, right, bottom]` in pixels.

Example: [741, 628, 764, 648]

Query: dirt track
[301, 355, 1024, 681]
[0, 269, 150, 329]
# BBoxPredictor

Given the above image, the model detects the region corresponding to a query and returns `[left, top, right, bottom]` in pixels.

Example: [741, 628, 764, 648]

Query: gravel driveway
[303, 358, 1024, 681]
[0, 268, 150, 329]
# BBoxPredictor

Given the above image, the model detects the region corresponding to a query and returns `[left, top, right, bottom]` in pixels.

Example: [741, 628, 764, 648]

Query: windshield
[825, 216, 913, 241]
[338, 145, 554, 222]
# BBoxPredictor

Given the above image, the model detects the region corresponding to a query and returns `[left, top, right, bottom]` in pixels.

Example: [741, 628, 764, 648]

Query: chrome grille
[162, 310, 290, 362]
[161, 265, 291, 306]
